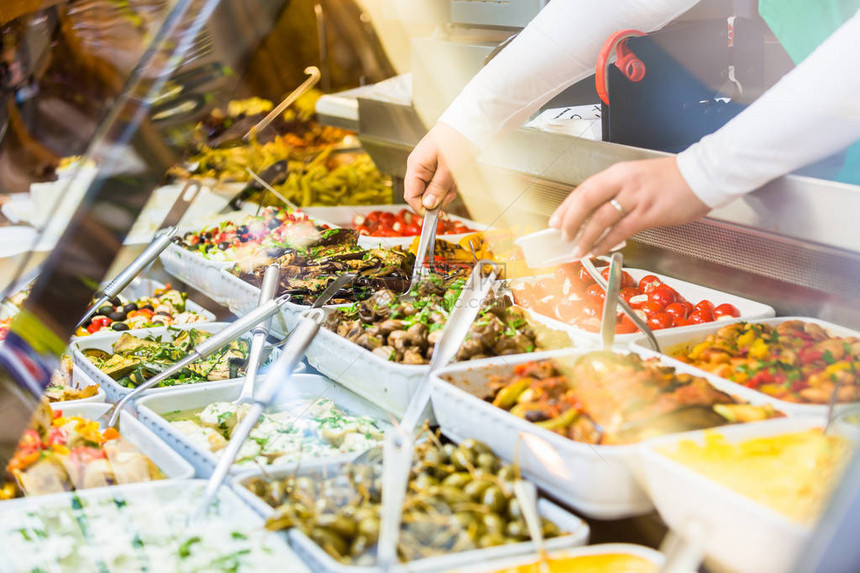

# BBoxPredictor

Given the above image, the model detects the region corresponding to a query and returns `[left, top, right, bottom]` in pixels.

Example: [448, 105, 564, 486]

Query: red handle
[595, 29, 646, 105]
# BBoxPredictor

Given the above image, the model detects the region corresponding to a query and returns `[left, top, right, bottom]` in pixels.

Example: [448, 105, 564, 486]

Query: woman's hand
[404, 123, 477, 214]
[549, 157, 710, 256]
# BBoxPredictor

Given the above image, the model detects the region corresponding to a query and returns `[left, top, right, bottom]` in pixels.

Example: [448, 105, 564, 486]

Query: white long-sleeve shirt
[438, 1, 860, 208]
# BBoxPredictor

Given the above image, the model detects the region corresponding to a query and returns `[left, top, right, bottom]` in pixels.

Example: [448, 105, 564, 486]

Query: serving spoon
[234, 263, 280, 406]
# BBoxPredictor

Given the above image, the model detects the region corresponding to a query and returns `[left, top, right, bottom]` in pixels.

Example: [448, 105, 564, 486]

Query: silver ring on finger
[609, 198, 627, 217]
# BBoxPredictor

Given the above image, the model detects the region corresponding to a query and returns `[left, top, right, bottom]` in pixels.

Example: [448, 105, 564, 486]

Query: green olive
[436, 485, 472, 506]
[480, 485, 507, 513]
[412, 471, 439, 492]
[497, 466, 516, 483]
[481, 513, 505, 535]
[507, 497, 523, 520]
[442, 471, 472, 489]
[542, 518, 561, 538]
[441, 443, 457, 463]
[476, 452, 499, 472]
[478, 532, 507, 548]
[451, 448, 475, 471]
[463, 478, 493, 501]
[460, 439, 493, 456]
[453, 511, 476, 530]
[422, 447, 444, 467]
[357, 516, 380, 542]
[350, 534, 372, 558]
[505, 519, 529, 540]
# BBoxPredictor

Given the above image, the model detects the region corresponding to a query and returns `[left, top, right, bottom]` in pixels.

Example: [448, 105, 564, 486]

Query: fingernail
[548, 214, 560, 228]
[422, 195, 436, 208]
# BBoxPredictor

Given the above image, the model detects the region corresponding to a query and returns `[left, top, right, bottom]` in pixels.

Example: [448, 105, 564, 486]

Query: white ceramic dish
[303, 205, 485, 250]
[631, 316, 860, 417]
[509, 268, 774, 344]
[159, 243, 236, 304]
[71, 322, 279, 404]
[637, 417, 849, 573]
[46, 402, 195, 482]
[136, 374, 388, 478]
[48, 364, 107, 405]
[232, 462, 590, 573]
[454, 543, 668, 573]
[431, 347, 788, 520]
[0, 479, 309, 573]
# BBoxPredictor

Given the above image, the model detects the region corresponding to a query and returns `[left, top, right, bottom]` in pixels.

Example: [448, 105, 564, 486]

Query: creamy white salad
[0, 483, 307, 572]
[167, 398, 385, 466]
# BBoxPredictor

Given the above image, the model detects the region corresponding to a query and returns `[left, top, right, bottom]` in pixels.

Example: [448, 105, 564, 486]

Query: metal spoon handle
[600, 252, 623, 350]
[237, 264, 280, 403]
[77, 228, 177, 329]
[244, 66, 321, 140]
[103, 295, 290, 427]
[193, 309, 325, 519]
[581, 258, 660, 352]
[410, 207, 440, 285]
[312, 272, 358, 308]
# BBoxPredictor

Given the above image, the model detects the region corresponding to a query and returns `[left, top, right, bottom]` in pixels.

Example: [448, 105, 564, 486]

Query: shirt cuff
[438, 103, 497, 151]
[676, 145, 734, 209]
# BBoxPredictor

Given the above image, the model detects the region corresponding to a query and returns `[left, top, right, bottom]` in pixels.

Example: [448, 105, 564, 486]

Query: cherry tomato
[600, 268, 636, 289]
[616, 315, 639, 334]
[584, 284, 606, 304]
[555, 298, 581, 323]
[628, 294, 650, 309]
[379, 212, 396, 227]
[619, 287, 640, 304]
[713, 303, 740, 318]
[579, 301, 603, 319]
[673, 318, 692, 327]
[579, 267, 596, 286]
[695, 300, 715, 314]
[648, 288, 675, 308]
[640, 301, 665, 317]
[403, 223, 420, 235]
[554, 264, 578, 285]
[689, 309, 715, 324]
[638, 275, 662, 294]
[355, 225, 370, 235]
[665, 302, 690, 321]
[648, 312, 674, 330]
[533, 278, 557, 298]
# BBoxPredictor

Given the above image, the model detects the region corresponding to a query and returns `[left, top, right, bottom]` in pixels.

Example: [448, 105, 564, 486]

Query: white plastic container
[159, 242, 235, 304]
[49, 364, 107, 404]
[303, 205, 485, 250]
[631, 316, 860, 417]
[431, 347, 788, 520]
[73, 277, 216, 338]
[637, 417, 847, 573]
[136, 374, 387, 478]
[231, 463, 590, 573]
[514, 228, 625, 268]
[71, 322, 278, 404]
[47, 402, 195, 481]
[509, 268, 774, 345]
[454, 543, 668, 573]
[0, 479, 309, 573]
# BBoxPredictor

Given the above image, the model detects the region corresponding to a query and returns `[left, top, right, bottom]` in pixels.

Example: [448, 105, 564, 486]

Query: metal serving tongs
[234, 264, 280, 405]
[376, 259, 502, 572]
[599, 252, 624, 350]
[580, 256, 660, 352]
[243, 66, 321, 141]
[77, 180, 202, 329]
[97, 295, 292, 429]
[408, 206, 440, 289]
[191, 306, 327, 521]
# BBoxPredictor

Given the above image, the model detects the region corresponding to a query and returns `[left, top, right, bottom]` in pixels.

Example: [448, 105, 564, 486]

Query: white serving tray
[73, 277, 216, 338]
[231, 462, 590, 573]
[454, 543, 669, 573]
[509, 268, 774, 344]
[71, 322, 278, 404]
[637, 417, 847, 573]
[49, 364, 107, 405]
[47, 402, 195, 483]
[0, 479, 308, 573]
[159, 242, 236, 304]
[430, 346, 789, 520]
[631, 316, 860, 418]
[303, 205, 485, 250]
[136, 374, 388, 478]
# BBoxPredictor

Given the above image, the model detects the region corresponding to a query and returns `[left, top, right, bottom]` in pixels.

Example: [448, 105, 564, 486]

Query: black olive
[268, 217, 281, 229]
[109, 296, 122, 306]
[111, 322, 129, 331]
[108, 312, 126, 321]
[142, 304, 155, 311]
[123, 303, 138, 313]
[238, 224, 249, 234]
[218, 241, 231, 250]
[97, 305, 114, 316]
[152, 321, 164, 326]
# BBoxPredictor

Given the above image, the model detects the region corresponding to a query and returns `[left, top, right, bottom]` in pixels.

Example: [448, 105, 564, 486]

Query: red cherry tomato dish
[351, 209, 475, 237]
[511, 265, 744, 334]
